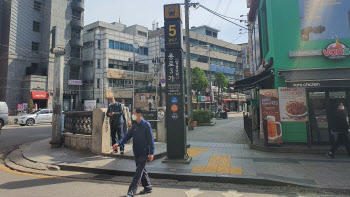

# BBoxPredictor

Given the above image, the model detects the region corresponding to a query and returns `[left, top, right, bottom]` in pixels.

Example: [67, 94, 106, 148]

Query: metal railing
[63, 111, 93, 135]
[243, 112, 253, 144]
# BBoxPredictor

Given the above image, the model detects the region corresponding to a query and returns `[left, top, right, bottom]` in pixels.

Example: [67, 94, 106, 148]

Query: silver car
[0, 101, 9, 131]
[17, 109, 53, 126]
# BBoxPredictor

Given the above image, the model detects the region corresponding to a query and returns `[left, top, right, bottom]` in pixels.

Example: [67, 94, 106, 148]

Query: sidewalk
[17, 138, 350, 190]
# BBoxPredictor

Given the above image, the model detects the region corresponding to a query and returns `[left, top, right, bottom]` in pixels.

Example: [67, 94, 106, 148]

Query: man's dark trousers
[111, 122, 124, 151]
[330, 132, 350, 156]
[127, 156, 152, 196]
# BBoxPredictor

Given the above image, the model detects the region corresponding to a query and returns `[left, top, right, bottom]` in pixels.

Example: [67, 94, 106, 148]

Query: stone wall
[63, 133, 92, 152]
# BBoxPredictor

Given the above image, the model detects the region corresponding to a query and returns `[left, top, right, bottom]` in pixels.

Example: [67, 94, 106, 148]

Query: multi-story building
[82, 21, 151, 109]
[0, 0, 84, 115]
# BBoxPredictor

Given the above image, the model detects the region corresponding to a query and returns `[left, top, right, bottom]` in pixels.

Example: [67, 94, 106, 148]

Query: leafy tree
[28, 99, 34, 113]
[215, 71, 228, 102]
[191, 67, 209, 93]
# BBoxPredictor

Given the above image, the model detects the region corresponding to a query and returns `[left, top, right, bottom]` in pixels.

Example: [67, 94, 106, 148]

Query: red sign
[171, 104, 178, 112]
[31, 91, 50, 100]
[205, 87, 210, 93]
[323, 40, 350, 59]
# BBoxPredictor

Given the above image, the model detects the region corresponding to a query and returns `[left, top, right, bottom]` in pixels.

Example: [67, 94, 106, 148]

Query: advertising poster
[278, 88, 308, 122]
[260, 89, 283, 144]
[299, 0, 350, 41]
[84, 100, 96, 111]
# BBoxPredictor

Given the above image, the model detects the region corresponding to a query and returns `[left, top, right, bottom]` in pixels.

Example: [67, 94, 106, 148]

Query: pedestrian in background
[107, 97, 124, 154]
[121, 99, 132, 132]
[113, 108, 155, 197]
[327, 102, 350, 158]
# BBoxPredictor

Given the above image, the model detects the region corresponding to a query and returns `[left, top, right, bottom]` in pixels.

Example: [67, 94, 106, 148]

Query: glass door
[308, 92, 329, 144]
[329, 91, 349, 129]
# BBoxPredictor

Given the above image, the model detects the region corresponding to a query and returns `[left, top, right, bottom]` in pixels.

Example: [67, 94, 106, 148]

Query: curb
[249, 144, 349, 154]
[57, 164, 313, 188]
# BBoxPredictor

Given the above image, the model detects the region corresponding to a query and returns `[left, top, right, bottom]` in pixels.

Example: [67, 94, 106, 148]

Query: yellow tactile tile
[0, 154, 3, 159]
[187, 148, 208, 158]
[191, 155, 243, 175]
[230, 167, 243, 175]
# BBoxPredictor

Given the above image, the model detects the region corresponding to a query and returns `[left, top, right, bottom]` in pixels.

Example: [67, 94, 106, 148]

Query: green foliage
[28, 99, 34, 113]
[215, 71, 227, 90]
[192, 67, 209, 93]
[193, 110, 213, 123]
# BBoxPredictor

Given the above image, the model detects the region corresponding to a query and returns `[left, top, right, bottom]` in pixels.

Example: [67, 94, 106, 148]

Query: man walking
[113, 108, 154, 197]
[121, 99, 132, 133]
[327, 102, 350, 158]
[107, 97, 124, 154]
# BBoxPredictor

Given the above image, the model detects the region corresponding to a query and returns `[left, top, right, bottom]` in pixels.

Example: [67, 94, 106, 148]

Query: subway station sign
[164, 4, 187, 160]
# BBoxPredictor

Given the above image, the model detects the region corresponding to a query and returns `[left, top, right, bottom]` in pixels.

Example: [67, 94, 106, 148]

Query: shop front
[31, 91, 50, 109]
[279, 67, 350, 144]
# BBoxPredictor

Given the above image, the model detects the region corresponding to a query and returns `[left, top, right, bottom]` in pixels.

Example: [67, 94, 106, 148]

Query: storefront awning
[279, 68, 350, 88]
[31, 91, 50, 100]
[229, 70, 274, 90]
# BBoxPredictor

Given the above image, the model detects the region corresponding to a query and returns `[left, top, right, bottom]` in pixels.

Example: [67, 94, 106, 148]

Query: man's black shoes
[120, 150, 124, 155]
[326, 151, 334, 159]
[140, 188, 152, 195]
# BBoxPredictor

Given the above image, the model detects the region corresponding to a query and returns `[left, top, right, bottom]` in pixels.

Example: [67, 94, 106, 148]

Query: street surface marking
[222, 190, 244, 197]
[185, 188, 203, 197]
[187, 148, 207, 158]
[191, 155, 243, 175]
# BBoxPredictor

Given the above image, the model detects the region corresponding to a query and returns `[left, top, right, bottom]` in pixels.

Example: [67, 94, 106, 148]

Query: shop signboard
[84, 100, 96, 111]
[17, 104, 23, 111]
[68, 80, 82, 86]
[299, 0, 350, 41]
[278, 88, 308, 122]
[260, 89, 283, 144]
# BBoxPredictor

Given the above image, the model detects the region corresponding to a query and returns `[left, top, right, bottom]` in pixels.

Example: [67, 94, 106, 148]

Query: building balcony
[69, 58, 83, 66]
[71, 1, 84, 11]
[70, 20, 84, 29]
[70, 39, 83, 47]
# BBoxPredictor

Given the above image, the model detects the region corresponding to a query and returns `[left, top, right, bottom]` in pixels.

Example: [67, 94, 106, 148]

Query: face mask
[121, 104, 124, 107]
[132, 114, 137, 121]
[342, 106, 345, 110]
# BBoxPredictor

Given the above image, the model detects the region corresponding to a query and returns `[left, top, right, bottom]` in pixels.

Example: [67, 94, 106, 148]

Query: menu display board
[278, 88, 308, 122]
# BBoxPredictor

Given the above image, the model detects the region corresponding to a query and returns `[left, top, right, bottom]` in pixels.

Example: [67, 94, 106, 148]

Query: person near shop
[112, 108, 155, 197]
[327, 102, 350, 158]
[107, 97, 124, 154]
[121, 99, 132, 133]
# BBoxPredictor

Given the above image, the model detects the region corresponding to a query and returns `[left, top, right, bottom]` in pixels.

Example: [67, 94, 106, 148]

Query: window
[130, 45, 134, 52]
[96, 98, 100, 103]
[109, 40, 114, 49]
[69, 66, 80, 79]
[32, 42, 40, 52]
[143, 47, 148, 55]
[125, 43, 130, 51]
[34, 1, 41, 12]
[206, 30, 212, 36]
[137, 31, 147, 37]
[72, 9, 81, 21]
[114, 41, 119, 49]
[97, 40, 101, 49]
[140, 96, 146, 101]
[97, 59, 100, 68]
[161, 48, 165, 52]
[120, 42, 124, 50]
[97, 79, 100, 88]
[213, 32, 217, 38]
[33, 21, 40, 32]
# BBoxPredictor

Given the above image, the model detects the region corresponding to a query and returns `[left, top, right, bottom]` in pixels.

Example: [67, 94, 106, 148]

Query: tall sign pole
[50, 26, 65, 148]
[163, 4, 191, 163]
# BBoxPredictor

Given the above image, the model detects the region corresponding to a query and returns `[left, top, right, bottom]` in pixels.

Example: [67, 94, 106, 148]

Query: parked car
[0, 101, 9, 131]
[17, 109, 53, 126]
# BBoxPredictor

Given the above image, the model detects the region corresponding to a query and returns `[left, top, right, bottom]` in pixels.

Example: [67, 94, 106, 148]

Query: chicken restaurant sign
[289, 40, 349, 60]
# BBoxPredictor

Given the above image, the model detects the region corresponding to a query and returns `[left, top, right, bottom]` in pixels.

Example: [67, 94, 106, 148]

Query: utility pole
[132, 41, 138, 110]
[207, 45, 212, 112]
[185, 0, 193, 130]
[50, 26, 65, 148]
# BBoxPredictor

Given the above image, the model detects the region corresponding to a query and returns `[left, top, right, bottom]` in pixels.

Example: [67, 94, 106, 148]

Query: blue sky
[84, 0, 250, 44]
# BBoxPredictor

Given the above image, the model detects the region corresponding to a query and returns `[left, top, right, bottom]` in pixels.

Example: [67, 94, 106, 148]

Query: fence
[243, 112, 253, 144]
[63, 111, 93, 135]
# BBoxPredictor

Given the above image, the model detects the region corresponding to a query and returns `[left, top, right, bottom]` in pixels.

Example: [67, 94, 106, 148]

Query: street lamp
[132, 41, 139, 110]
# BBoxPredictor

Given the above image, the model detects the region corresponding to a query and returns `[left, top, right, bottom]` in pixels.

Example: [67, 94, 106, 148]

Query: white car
[17, 109, 53, 126]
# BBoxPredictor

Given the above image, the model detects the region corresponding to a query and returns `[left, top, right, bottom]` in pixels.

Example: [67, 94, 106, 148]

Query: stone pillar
[157, 107, 166, 142]
[92, 108, 110, 154]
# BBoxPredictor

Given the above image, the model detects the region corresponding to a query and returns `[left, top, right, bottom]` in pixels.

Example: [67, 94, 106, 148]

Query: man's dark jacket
[330, 109, 349, 133]
[107, 102, 124, 126]
[118, 118, 155, 157]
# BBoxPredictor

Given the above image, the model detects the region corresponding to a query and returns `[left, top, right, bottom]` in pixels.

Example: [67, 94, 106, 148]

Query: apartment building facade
[82, 21, 151, 109]
[0, 0, 84, 115]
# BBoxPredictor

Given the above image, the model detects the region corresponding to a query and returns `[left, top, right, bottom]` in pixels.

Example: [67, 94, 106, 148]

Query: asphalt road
[0, 124, 348, 197]
[0, 124, 51, 155]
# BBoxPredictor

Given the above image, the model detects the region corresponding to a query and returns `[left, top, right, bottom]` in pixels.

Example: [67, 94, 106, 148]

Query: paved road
[0, 124, 51, 155]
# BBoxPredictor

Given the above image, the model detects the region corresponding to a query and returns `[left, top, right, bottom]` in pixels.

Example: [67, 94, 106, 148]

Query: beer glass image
[267, 116, 282, 140]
